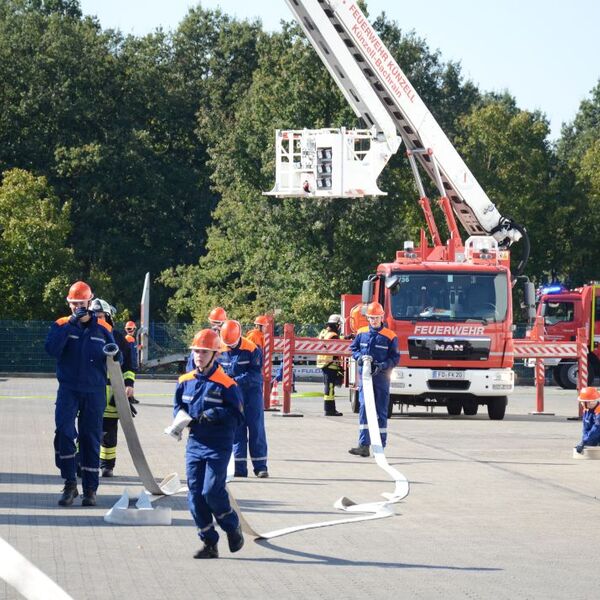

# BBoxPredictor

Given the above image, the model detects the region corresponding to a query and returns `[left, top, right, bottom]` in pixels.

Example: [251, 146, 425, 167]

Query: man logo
[435, 343, 464, 352]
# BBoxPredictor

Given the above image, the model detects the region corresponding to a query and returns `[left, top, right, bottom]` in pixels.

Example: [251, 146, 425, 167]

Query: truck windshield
[388, 271, 509, 322]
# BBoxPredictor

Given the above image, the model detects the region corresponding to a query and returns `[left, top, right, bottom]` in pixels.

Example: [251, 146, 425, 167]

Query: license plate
[432, 370, 465, 380]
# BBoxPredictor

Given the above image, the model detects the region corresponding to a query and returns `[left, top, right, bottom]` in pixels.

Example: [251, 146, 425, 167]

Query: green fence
[0, 320, 323, 373]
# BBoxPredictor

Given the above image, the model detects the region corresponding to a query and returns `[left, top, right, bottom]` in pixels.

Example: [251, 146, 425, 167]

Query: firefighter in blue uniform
[575, 386, 600, 453]
[174, 329, 245, 559]
[45, 281, 117, 507]
[220, 320, 269, 478]
[348, 302, 400, 457]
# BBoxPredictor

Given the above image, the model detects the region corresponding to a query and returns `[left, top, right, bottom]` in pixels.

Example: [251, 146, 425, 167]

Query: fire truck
[268, 0, 536, 419]
[535, 283, 600, 388]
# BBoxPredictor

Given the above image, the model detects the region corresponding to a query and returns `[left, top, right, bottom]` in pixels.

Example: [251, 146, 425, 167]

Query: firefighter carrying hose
[45, 281, 117, 507]
[575, 387, 600, 454]
[348, 302, 400, 457]
[173, 329, 245, 558]
[317, 314, 344, 416]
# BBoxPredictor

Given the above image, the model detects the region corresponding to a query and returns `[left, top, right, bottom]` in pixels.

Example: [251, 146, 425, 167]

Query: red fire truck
[268, 1, 536, 419]
[536, 284, 600, 388]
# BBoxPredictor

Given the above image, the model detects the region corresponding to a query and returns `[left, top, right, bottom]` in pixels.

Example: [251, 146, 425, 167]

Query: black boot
[227, 526, 244, 553]
[193, 543, 219, 559]
[82, 489, 97, 506]
[324, 401, 343, 416]
[58, 480, 79, 506]
[348, 445, 370, 457]
[101, 468, 113, 478]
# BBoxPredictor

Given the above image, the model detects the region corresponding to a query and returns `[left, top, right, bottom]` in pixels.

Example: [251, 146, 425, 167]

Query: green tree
[455, 94, 565, 281]
[0, 168, 75, 318]
[555, 81, 600, 283]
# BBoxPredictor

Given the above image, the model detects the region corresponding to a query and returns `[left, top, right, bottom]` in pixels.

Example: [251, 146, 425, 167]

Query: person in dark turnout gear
[90, 300, 137, 478]
[348, 302, 400, 457]
[173, 329, 245, 558]
[317, 314, 344, 416]
[575, 387, 600, 453]
[45, 281, 117, 507]
[220, 320, 269, 478]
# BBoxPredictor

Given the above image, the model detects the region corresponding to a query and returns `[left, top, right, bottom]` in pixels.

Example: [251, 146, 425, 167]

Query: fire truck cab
[537, 284, 600, 388]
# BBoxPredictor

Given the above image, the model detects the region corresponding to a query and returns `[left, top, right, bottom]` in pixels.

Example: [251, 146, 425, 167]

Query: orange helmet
[578, 387, 600, 402]
[254, 315, 269, 327]
[189, 329, 221, 352]
[208, 306, 227, 325]
[366, 301, 384, 317]
[125, 320, 136, 332]
[220, 320, 242, 347]
[66, 281, 93, 302]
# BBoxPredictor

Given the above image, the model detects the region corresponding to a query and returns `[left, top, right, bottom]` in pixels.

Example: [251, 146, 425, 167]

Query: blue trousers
[186, 443, 239, 545]
[233, 385, 268, 475]
[358, 376, 389, 448]
[54, 385, 105, 490]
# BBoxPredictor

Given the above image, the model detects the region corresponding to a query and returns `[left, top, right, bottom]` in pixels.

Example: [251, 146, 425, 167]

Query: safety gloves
[69, 306, 89, 325]
[575, 443, 585, 454]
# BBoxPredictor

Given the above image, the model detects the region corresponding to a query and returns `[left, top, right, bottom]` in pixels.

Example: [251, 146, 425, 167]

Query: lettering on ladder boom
[348, 4, 416, 103]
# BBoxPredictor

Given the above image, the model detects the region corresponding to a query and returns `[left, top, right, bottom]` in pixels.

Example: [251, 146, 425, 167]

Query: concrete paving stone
[0, 377, 598, 599]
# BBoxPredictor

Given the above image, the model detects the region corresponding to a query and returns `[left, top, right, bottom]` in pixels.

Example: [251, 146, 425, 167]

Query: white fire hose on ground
[230, 355, 410, 539]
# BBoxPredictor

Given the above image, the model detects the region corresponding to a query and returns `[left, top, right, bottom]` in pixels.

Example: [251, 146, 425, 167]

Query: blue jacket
[350, 324, 400, 377]
[219, 337, 263, 392]
[582, 404, 600, 446]
[174, 363, 244, 452]
[45, 314, 117, 393]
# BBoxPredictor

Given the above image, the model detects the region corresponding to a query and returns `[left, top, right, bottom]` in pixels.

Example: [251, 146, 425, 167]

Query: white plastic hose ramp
[104, 489, 172, 526]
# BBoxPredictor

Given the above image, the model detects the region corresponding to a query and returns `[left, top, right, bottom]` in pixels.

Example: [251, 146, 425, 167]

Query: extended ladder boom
[284, 0, 523, 248]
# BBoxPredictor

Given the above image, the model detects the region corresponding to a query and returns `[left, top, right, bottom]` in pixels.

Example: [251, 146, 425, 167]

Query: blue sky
[79, 0, 600, 141]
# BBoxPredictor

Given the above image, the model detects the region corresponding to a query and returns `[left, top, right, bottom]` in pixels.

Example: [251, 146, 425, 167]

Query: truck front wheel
[487, 396, 507, 420]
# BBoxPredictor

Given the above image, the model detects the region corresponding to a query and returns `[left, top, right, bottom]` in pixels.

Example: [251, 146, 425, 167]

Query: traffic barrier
[514, 317, 587, 415]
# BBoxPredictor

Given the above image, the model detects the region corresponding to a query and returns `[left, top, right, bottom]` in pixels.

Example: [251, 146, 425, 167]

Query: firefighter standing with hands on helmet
[575, 387, 600, 454]
[173, 329, 245, 559]
[317, 314, 344, 416]
[45, 281, 118, 507]
[220, 320, 269, 478]
[348, 302, 400, 457]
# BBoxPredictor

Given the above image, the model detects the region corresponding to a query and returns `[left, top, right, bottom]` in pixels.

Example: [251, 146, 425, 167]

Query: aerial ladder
[267, 0, 529, 274]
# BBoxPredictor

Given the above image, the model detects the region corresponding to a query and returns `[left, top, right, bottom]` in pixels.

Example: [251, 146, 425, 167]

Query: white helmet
[327, 314, 342, 325]
[90, 298, 116, 317]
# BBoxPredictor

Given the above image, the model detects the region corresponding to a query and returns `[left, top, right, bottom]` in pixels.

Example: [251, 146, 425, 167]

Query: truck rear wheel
[487, 396, 507, 420]
[446, 398, 462, 416]
[462, 398, 479, 416]
[349, 388, 359, 413]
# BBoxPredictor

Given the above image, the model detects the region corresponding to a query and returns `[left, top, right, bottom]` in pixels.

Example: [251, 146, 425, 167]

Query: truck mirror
[524, 281, 536, 322]
[361, 279, 374, 303]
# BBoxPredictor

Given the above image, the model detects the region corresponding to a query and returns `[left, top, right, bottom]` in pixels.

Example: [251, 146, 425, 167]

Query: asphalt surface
[0, 377, 597, 600]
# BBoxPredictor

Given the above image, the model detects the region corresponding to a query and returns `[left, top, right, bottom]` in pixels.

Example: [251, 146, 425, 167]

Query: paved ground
[0, 377, 597, 600]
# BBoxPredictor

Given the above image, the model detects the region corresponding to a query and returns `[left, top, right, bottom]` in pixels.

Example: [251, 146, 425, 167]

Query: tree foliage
[0, 168, 75, 318]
